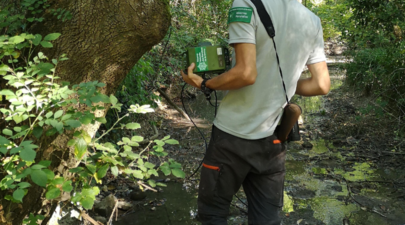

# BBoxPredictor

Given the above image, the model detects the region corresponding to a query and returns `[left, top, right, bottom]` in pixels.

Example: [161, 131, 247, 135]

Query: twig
[80, 212, 101, 225]
[137, 181, 158, 192]
[68, 203, 101, 225]
[343, 178, 388, 218]
[108, 200, 119, 224]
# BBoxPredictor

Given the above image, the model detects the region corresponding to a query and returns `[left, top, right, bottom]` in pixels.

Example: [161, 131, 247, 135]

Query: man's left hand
[181, 63, 203, 89]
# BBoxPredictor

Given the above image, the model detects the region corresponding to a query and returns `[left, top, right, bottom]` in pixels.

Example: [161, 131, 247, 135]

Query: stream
[113, 68, 405, 225]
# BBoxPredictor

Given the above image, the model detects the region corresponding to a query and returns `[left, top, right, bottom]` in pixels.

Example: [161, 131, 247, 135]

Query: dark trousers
[198, 126, 286, 225]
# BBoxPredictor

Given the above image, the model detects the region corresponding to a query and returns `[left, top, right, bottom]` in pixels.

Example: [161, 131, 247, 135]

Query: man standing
[181, 0, 330, 224]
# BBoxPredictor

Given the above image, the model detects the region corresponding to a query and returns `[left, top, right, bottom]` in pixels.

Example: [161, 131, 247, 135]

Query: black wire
[181, 83, 208, 179]
[235, 194, 248, 207]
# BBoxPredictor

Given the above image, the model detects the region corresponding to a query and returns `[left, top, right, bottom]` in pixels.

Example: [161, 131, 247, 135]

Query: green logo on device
[195, 47, 209, 72]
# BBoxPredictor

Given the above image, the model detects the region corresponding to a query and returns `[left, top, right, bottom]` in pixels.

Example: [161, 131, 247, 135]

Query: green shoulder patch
[228, 7, 253, 24]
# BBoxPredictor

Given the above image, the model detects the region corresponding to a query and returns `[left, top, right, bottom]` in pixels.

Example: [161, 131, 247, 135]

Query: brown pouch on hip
[276, 103, 302, 142]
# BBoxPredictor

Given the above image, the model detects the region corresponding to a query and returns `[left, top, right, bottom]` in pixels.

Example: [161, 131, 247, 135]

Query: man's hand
[181, 63, 203, 89]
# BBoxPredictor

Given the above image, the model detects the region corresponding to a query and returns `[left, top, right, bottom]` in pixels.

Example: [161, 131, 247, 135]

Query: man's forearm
[205, 65, 257, 90]
[295, 78, 328, 96]
[296, 62, 330, 96]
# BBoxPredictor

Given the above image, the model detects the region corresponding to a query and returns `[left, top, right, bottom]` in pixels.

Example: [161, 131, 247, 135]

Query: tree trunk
[0, 0, 171, 224]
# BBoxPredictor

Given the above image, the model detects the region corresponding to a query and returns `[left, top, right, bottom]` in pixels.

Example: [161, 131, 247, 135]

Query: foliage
[341, 0, 405, 126]
[0, 1, 184, 224]
[309, 0, 351, 41]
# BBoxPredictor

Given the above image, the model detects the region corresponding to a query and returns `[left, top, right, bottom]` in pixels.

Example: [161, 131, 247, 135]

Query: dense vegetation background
[0, 0, 404, 224]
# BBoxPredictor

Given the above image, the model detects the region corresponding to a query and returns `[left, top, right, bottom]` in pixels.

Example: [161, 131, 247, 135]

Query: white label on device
[217, 48, 222, 55]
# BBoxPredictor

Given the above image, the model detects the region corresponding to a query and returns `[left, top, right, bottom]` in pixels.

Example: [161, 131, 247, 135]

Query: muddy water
[115, 69, 405, 225]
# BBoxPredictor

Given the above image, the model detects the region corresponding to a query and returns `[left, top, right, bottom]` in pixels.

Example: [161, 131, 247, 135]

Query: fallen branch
[137, 181, 158, 192]
[108, 200, 119, 224]
[68, 203, 102, 225]
[157, 88, 191, 121]
[80, 211, 101, 225]
[343, 178, 388, 218]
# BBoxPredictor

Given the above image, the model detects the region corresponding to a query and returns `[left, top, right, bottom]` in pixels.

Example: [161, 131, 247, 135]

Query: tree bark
[0, 0, 171, 224]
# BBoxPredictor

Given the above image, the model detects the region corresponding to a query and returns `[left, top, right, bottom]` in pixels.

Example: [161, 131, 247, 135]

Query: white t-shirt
[213, 0, 326, 140]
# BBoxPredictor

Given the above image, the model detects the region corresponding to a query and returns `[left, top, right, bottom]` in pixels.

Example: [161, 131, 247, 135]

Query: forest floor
[58, 68, 405, 225]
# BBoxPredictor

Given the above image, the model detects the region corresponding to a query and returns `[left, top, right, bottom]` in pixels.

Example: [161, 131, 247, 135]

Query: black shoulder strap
[251, 0, 289, 104]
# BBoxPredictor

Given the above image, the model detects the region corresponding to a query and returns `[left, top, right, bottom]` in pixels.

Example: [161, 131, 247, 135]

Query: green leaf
[147, 179, 156, 187]
[81, 197, 95, 209]
[40, 41, 53, 48]
[30, 169, 48, 187]
[148, 169, 158, 177]
[38, 62, 54, 75]
[74, 138, 87, 159]
[45, 112, 53, 118]
[62, 181, 73, 192]
[2, 129, 13, 136]
[45, 128, 57, 136]
[69, 167, 84, 173]
[61, 114, 72, 121]
[38, 161, 51, 167]
[156, 182, 167, 187]
[145, 162, 155, 169]
[132, 170, 144, 179]
[131, 136, 143, 142]
[43, 33, 61, 41]
[10, 36, 25, 44]
[33, 34, 42, 46]
[110, 95, 118, 105]
[169, 161, 182, 169]
[18, 182, 31, 189]
[159, 163, 171, 176]
[95, 117, 107, 124]
[0, 90, 15, 96]
[52, 177, 64, 185]
[96, 83, 106, 87]
[0, 135, 10, 145]
[153, 145, 164, 152]
[65, 120, 81, 128]
[111, 166, 119, 177]
[79, 115, 93, 125]
[31, 164, 46, 170]
[54, 110, 63, 119]
[171, 169, 185, 179]
[45, 187, 61, 200]
[154, 140, 165, 147]
[20, 148, 36, 161]
[96, 164, 109, 179]
[13, 189, 25, 202]
[32, 127, 43, 139]
[86, 164, 97, 174]
[125, 123, 141, 130]
[67, 139, 76, 147]
[162, 135, 170, 141]
[43, 169, 55, 180]
[165, 139, 179, 145]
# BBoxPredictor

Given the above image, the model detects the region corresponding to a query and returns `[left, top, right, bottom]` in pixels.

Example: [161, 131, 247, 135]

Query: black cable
[181, 83, 208, 179]
[235, 194, 248, 207]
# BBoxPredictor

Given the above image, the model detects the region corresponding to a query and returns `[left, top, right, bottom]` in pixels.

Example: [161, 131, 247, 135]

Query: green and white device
[185, 43, 230, 75]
